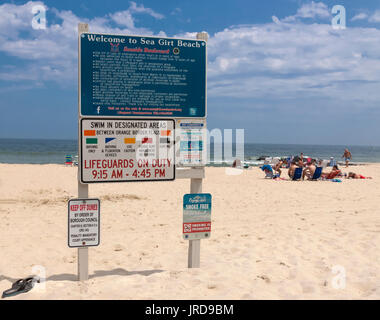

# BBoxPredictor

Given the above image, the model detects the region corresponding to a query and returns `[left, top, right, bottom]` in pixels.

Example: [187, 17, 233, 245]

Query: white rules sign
[68, 198, 100, 247]
[80, 118, 175, 183]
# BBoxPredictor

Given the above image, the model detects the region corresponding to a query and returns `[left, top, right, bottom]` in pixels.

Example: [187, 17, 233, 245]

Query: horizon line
[0, 137, 379, 148]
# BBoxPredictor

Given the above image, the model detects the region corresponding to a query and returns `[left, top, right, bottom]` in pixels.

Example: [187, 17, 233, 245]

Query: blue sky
[1, 0, 380, 145]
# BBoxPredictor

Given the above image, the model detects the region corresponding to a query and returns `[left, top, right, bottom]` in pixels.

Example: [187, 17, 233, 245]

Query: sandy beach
[0, 163, 379, 299]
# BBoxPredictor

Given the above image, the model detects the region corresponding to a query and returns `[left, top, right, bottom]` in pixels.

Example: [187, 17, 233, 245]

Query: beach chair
[65, 155, 73, 166]
[292, 167, 303, 181]
[310, 167, 322, 180]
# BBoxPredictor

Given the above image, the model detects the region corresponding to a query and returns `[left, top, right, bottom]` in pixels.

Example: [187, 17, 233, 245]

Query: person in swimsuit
[273, 160, 283, 177]
[329, 157, 337, 167]
[288, 161, 298, 179]
[346, 172, 372, 179]
[321, 165, 341, 179]
[342, 149, 352, 168]
[302, 159, 316, 180]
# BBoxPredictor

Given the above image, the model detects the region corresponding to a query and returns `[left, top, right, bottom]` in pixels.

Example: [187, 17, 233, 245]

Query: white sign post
[188, 179, 202, 267]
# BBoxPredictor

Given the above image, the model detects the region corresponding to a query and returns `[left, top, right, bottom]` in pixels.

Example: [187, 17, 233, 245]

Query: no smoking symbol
[184, 224, 191, 232]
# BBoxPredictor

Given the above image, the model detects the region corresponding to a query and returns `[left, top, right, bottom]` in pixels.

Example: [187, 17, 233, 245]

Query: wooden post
[188, 178, 203, 268]
[187, 32, 208, 269]
[77, 22, 89, 281]
[77, 182, 89, 281]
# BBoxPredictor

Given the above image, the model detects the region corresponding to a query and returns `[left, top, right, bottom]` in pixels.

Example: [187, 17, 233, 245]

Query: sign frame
[78, 32, 207, 119]
[68, 198, 100, 248]
[79, 117, 176, 184]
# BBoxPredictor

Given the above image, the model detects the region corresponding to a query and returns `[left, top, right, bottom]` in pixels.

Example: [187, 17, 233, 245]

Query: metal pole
[188, 178, 202, 268]
[77, 22, 89, 281]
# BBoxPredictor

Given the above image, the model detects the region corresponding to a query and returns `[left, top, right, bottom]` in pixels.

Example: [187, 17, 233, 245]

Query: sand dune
[0, 163, 379, 299]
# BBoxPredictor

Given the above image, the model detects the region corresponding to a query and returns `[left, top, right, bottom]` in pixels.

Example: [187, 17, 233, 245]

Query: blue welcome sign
[80, 33, 206, 118]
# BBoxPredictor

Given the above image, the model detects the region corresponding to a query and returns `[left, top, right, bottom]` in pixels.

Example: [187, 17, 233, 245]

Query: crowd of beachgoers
[257, 149, 372, 181]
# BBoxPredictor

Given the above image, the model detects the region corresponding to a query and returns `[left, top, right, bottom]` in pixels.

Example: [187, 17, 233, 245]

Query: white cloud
[0, 1, 165, 85]
[283, 1, 331, 22]
[171, 8, 182, 16]
[129, 1, 164, 20]
[351, 12, 368, 21]
[368, 10, 380, 23]
[109, 10, 136, 29]
[206, 21, 380, 109]
[0, 1, 45, 38]
[1, 0, 380, 113]
[351, 10, 380, 23]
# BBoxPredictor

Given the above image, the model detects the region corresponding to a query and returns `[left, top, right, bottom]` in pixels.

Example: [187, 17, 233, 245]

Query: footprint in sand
[287, 255, 298, 266]
[114, 244, 124, 252]
[300, 281, 315, 294]
[287, 268, 298, 280]
[257, 275, 271, 283]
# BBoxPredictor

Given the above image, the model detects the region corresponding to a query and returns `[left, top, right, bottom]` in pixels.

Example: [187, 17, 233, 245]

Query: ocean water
[0, 139, 77, 164]
[1, 138, 380, 165]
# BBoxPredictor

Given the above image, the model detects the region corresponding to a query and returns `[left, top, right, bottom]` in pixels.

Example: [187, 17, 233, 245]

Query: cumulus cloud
[351, 12, 368, 22]
[368, 10, 380, 23]
[206, 21, 380, 109]
[171, 8, 182, 16]
[0, 1, 45, 38]
[282, 1, 331, 22]
[1, 0, 380, 113]
[0, 1, 165, 85]
[351, 10, 380, 23]
[129, 1, 164, 20]
[109, 10, 135, 29]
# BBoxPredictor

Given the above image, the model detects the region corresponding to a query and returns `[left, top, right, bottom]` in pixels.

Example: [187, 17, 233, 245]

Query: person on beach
[329, 157, 337, 167]
[302, 159, 316, 180]
[273, 160, 283, 177]
[321, 165, 341, 179]
[288, 160, 299, 179]
[292, 155, 303, 168]
[346, 172, 372, 179]
[342, 149, 352, 167]
[232, 159, 242, 168]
